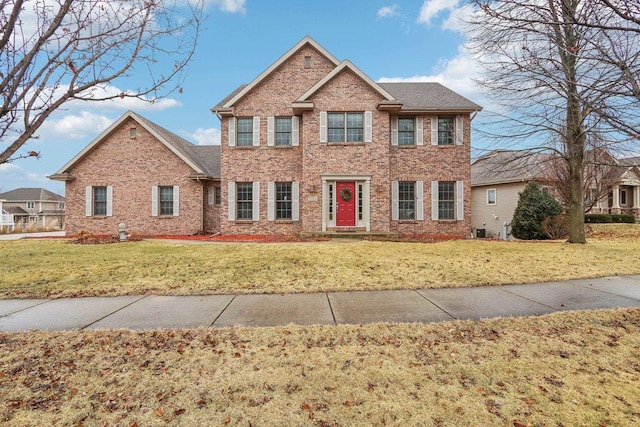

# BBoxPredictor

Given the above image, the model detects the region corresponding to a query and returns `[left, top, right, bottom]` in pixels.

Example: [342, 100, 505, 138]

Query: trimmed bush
[611, 214, 636, 223]
[511, 182, 564, 240]
[585, 214, 612, 223]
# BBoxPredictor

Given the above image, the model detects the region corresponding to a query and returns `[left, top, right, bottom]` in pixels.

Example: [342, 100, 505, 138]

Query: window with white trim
[276, 182, 292, 220]
[86, 186, 112, 217]
[487, 188, 496, 205]
[276, 118, 292, 146]
[328, 112, 363, 142]
[398, 118, 415, 146]
[438, 182, 455, 220]
[358, 183, 364, 220]
[437, 117, 455, 145]
[236, 183, 253, 220]
[26, 201, 35, 209]
[621, 189, 628, 205]
[236, 118, 254, 146]
[93, 186, 107, 216]
[399, 182, 415, 220]
[159, 186, 174, 216]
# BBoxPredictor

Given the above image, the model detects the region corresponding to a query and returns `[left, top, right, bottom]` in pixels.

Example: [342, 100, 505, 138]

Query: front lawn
[1, 224, 639, 299]
[1, 308, 639, 425]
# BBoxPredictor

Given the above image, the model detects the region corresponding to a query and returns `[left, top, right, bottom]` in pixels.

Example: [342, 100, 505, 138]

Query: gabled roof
[379, 82, 482, 112]
[49, 111, 220, 180]
[295, 60, 396, 103]
[4, 206, 28, 215]
[213, 36, 341, 111]
[472, 150, 554, 187]
[0, 187, 64, 202]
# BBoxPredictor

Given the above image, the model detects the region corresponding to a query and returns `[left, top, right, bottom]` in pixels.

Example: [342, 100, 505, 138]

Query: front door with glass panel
[336, 181, 356, 226]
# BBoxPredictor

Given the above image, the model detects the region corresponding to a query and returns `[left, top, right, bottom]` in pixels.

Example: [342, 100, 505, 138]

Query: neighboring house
[587, 156, 640, 218]
[1, 198, 15, 232]
[0, 188, 65, 230]
[211, 36, 481, 237]
[49, 112, 221, 236]
[50, 36, 481, 237]
[472, 150, 640, 239]
[471, 150, 556, 238]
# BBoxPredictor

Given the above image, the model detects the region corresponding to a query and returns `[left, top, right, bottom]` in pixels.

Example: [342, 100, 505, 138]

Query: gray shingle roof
[0, 188, 65, 202]
[472, 150, 554, 186]
[212, 85, 248, 111]
[379, 82, 482, 111]
[189, 145, 221, 178]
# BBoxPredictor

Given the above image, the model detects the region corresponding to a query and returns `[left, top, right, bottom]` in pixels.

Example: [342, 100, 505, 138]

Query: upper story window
[276, 118, 292, 146]
[26, 201, 35, 209]
[328, 112, 363, 143]
[58, 202, 65, 210]
[487, 189, 496, 205]
[437, 117, 455, 145]
[398, 118, 415, 146]
[236, 118, 254, 146]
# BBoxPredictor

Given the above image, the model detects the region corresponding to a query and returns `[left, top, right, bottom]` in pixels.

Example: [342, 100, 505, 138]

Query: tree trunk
[567, 146, 586, 243]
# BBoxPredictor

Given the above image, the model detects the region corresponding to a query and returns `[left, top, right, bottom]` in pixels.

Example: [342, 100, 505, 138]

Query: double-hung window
[487, 189, 496, 205]
[93, 187, 107, 216]
[398, 182, 416, 220]
[236, 183, 253, 220]
[328, 112, 363, 142]
[276, 182, 292, 220]
[159, 186, 174, 216]
[236, 118, 254, 146]
[398, 118, 415, 146]
[437, 117, 455, 145]
[26, 201, 35, 209]
[276, 118, 292, 146]
[438, 182, 455, 220]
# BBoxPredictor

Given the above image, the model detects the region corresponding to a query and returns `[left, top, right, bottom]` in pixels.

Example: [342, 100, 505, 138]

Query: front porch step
[300, 231, 397, 240]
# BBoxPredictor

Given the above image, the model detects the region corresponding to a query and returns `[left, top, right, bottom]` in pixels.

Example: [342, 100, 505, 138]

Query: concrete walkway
[1, 275, 640, 332]
[0, 230, 65, 240]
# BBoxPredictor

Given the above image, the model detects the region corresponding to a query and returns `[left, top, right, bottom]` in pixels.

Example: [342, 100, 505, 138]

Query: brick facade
[62, 118, 209, 236]
[216, 38, 478, 238]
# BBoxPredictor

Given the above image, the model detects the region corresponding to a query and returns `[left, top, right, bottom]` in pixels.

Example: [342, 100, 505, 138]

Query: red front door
[336, 181, 356, 226]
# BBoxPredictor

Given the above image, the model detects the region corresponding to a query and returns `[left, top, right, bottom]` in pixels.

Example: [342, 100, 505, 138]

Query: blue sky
[1, 0, 486, 195]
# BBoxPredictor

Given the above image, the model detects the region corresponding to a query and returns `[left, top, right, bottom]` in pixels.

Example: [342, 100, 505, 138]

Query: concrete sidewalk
[1, 275, 640, 332]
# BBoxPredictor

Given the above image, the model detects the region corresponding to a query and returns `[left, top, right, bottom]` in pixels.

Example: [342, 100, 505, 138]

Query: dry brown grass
[1, 308, 639, 426]
[1, 224, 639, 299]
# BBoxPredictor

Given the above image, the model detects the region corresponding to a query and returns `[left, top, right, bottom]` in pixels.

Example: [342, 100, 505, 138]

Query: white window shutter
[253, 116, 260, 146]
[456, 181, 464, 220]
[364, 111, 373, 142]
[292, 116, 299, 147]
[292, 182, 300, 221]
[416, 116, 424, 146]
[431, 117, 438, 146]
[267, 117, 275, 147]
[319, 111, 327, 143]
[391, 181, 399, 221]
[208, 186, 214, 205]
[85, 186, 92, 216]
[456, 116, 464, 145]
[416, 181, 424, 220]
[228, 117, 236, 147]
[228, 182, 236, 221]
[267, 182, 275, 221]
[173, 186, 180, 216]
[431, 181, 439, 220]
[391, 116, 398, 146]
[252, 182, 260, 221]
[151, 186, 158, 217]
[106, 186, 113, 217]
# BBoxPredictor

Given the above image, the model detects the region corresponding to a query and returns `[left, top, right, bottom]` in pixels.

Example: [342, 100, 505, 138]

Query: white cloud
[39, 112, 113, 141]
[417, 0, 460, 26]
[207, 0, 246, 13]
[377, 4, 400, 19]
[185, 127, 221, 145]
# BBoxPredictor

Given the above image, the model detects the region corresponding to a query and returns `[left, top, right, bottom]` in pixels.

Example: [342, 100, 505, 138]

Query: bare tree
[0, 0, 203, 164]
[467, 0, 640, 243]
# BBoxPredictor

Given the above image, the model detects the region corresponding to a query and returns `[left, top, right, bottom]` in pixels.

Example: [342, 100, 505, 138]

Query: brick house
[51, 36, 481, 237]
[211, 36, 481, 237]
[49, 112, 220, 236]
